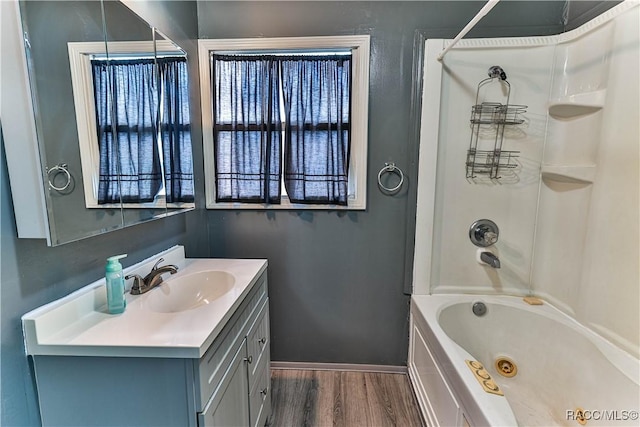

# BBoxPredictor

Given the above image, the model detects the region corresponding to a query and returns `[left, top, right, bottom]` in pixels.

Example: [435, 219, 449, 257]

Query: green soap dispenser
[106, 254, 127, 314]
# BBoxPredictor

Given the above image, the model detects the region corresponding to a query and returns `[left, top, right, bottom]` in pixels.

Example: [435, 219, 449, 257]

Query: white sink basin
[144, 271, 236, 313]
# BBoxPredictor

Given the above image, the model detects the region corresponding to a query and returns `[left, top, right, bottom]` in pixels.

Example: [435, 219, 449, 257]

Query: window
[199, 36, 370, 209]
[68, 41, 194, 208]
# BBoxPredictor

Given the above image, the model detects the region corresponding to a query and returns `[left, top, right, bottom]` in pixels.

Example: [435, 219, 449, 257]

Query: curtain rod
[437, 0, 501, 61]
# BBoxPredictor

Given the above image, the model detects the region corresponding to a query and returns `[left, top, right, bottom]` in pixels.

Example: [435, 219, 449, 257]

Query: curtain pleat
[158, 57, 194, 203]
[93, 59, 161, 204]
[281, 56, 351, 205]
[213, 54, 282, 203]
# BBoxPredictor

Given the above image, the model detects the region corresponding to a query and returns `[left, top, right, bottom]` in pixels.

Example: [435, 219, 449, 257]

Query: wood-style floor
[268, 369, 425, 427]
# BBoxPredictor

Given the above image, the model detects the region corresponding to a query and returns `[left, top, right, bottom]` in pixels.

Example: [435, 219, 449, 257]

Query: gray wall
[197, 1, 566, 366]
[0, 1, 201, 425]
[565, 0, 622, 30]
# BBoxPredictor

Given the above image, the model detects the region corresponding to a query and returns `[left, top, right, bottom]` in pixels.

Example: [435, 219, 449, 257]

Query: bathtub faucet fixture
[469, 219, 499, 247]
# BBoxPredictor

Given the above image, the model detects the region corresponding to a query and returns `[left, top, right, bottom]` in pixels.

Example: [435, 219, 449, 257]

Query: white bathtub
[408, 294, 640, 426]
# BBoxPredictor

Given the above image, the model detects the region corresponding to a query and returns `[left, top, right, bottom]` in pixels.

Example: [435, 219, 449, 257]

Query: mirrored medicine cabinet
[2, 0, 194, 246]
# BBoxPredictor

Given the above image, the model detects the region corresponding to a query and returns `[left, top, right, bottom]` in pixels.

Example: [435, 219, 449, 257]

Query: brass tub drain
[495, 357, 517, 378]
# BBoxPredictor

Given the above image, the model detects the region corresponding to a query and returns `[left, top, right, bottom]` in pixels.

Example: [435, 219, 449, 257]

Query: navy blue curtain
[212, 54, 282, 203]
[158, 57, 194, 203]
[212, 54, 351, 205]
[281, 56, 351, 205]
[92, 58, 161, 204]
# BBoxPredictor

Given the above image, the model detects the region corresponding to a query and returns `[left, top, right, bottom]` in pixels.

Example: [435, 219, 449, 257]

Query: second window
[200, 35, 370, 210]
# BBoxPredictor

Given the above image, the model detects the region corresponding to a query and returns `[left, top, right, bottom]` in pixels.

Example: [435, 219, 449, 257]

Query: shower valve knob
[483, 231, 498, 245]
[469, 219, 499, 247]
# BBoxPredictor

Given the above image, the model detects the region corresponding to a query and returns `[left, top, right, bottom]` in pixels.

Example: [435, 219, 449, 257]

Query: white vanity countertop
[22, 246, 267, 359]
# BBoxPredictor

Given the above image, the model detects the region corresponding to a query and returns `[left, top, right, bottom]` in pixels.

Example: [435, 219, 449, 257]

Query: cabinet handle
[258, 337, 266, 345]
[244, 355, 253, 364]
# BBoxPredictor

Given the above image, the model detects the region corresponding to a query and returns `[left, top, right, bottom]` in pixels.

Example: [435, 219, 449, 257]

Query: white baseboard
[270, 361, 407, 374]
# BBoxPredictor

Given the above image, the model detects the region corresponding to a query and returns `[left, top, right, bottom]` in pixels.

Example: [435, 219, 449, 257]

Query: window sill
[206, 196, 364, 211]
[87, 201, 195, 210]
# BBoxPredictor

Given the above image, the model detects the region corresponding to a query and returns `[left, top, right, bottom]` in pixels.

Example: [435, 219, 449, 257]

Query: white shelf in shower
[540, 164, 596, 184]
[548, 89, 606, 118]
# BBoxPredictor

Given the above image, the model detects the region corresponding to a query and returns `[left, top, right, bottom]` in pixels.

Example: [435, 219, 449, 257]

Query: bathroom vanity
[22, 246, 271, 426]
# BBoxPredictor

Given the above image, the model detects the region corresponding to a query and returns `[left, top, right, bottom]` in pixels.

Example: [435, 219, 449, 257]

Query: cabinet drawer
[246, 299, 270, 390]
[196, 274, 267, 411]
[249, 358, 271, 427]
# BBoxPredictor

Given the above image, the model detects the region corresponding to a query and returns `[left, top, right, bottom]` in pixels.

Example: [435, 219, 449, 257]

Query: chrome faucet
[480, 251, 501, 269]
[125, 258, 178, 295]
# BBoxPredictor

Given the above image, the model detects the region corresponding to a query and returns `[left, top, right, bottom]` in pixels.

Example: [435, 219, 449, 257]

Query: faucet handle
[483, 231, 498, 246]
[125, 274, 144, 294]
[151, 258, 165, 271]
[469, 219, 499, 247]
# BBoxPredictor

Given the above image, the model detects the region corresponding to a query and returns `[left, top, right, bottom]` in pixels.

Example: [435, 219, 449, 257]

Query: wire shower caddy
[466, 66, 527, 179]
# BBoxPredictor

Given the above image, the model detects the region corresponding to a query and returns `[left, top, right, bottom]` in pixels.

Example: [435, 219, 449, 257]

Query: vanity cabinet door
[249, 358, 271, 427]
[247, 301, 271, 427]
[198, 339, 250, 427]
[246, 300, 270, 388]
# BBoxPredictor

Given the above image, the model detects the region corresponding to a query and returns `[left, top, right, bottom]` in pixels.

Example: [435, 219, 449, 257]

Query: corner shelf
[540, 164, 596, 184]
[548, 89, 606, 118]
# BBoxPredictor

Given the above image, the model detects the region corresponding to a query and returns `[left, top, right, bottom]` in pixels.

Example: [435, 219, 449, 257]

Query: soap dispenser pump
[106, 254, 127, 314]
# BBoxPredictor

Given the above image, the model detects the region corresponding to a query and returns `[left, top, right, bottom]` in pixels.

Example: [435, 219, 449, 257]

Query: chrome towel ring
[47, 163, 72, 192]
[377, 162, 404, 194]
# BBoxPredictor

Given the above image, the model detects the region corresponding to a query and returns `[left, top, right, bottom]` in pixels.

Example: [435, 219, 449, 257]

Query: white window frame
[198, 35, 370, 210]
[68, 40, 194, 209]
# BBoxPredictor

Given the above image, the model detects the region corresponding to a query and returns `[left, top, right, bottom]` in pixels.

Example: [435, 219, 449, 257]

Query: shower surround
[413, 0, 639, 359]
[410, 3, 639, 425]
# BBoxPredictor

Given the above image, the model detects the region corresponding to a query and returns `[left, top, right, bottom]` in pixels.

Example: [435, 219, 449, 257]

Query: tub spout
[480, 251, 501, 268]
